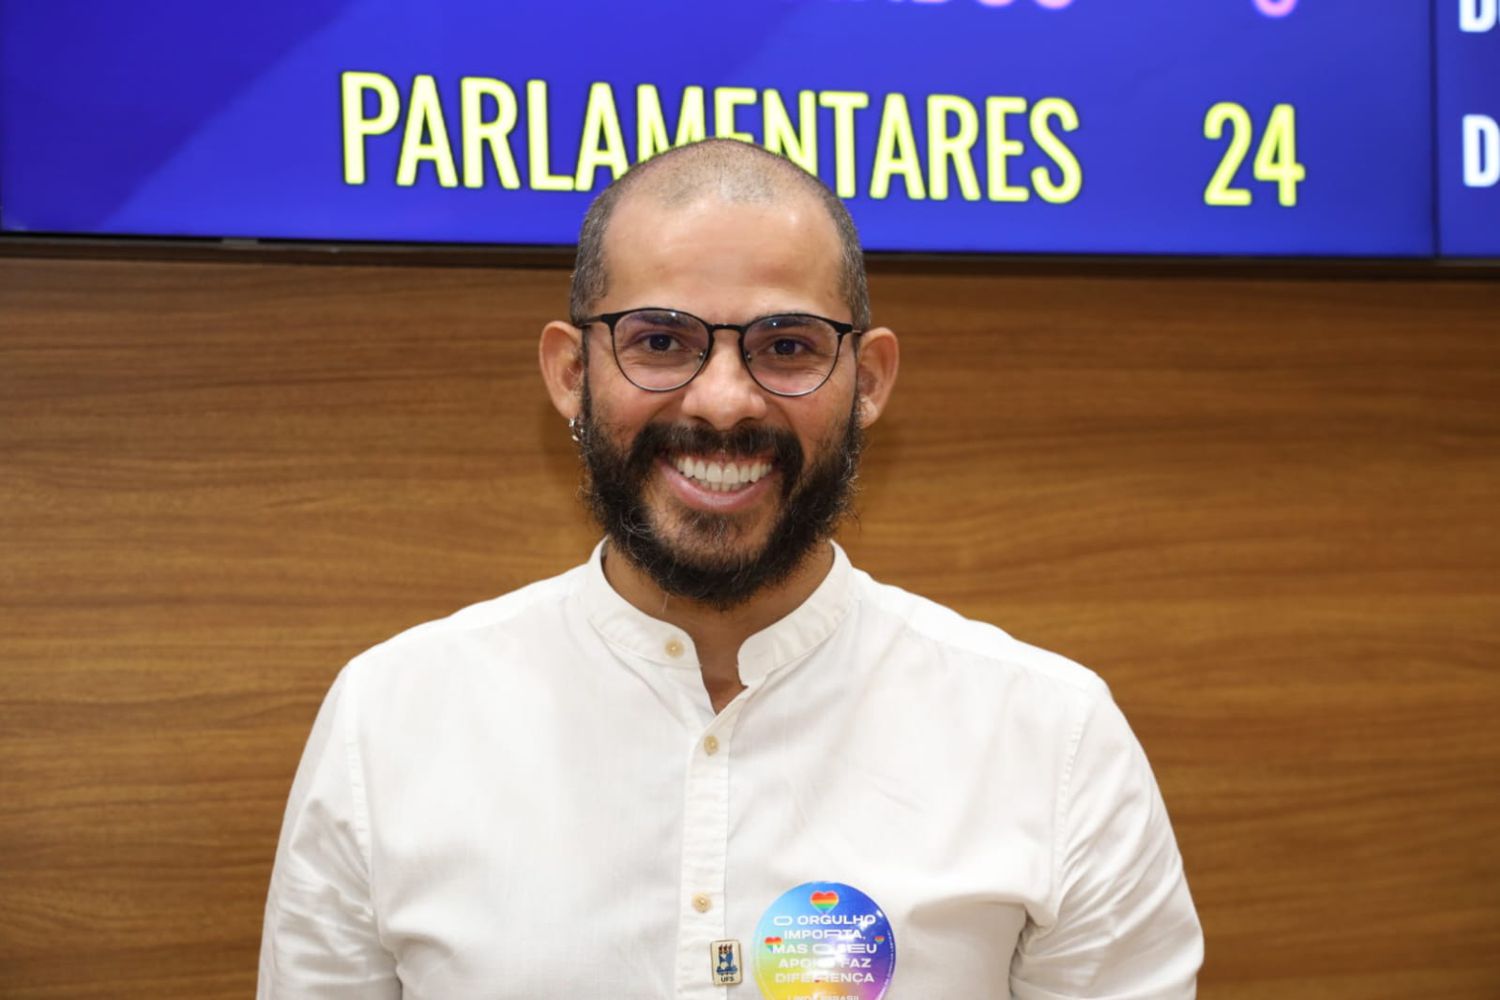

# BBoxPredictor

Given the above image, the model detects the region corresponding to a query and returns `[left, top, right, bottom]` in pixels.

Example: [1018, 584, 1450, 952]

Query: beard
[577, 382, 862, 611]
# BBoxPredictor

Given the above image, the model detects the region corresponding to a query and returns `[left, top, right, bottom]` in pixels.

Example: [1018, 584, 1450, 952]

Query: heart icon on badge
[764, 936, 782, 946]
[810, 890, 839, 912]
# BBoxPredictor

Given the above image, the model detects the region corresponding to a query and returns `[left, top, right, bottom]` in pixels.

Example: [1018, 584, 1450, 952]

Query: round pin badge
[752, 881, 896, 999]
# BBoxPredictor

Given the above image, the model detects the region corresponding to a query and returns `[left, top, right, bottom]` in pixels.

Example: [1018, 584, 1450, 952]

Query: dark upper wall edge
[1, 233, 1497, 282]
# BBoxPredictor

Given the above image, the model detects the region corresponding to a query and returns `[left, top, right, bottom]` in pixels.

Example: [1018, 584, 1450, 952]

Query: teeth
[672, 456, 770, 491]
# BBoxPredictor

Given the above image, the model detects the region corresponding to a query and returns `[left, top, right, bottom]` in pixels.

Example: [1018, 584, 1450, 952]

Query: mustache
[625, 422, 804, 497]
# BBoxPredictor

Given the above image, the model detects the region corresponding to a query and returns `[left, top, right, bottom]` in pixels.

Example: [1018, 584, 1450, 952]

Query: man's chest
[366, 704, 1050, 999]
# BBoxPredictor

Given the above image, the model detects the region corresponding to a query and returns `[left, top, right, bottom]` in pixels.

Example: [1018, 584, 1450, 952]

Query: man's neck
[600, 541, 836, 713]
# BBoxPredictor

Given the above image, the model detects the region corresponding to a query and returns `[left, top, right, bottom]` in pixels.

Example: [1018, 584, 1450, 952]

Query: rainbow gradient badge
[752, 881, 895, 999]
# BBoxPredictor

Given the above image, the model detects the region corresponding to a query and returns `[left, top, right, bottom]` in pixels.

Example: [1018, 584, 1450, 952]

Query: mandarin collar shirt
[260, 542, 1202, 999]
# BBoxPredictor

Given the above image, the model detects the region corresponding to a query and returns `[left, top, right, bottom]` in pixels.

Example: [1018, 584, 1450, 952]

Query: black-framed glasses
[577, 307, 860, 397]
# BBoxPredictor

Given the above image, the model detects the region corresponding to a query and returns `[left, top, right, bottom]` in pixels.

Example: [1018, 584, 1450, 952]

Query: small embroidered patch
[711, 938, 743, 985]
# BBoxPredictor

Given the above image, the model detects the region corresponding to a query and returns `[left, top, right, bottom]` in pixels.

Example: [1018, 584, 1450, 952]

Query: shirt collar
[577, 539, 854, 686]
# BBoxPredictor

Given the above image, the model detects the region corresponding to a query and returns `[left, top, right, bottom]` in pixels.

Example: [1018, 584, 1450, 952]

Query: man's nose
[678, 330, 769, 430]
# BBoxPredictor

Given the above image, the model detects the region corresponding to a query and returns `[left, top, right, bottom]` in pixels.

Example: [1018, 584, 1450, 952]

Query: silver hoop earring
[568, 416, 584, 444]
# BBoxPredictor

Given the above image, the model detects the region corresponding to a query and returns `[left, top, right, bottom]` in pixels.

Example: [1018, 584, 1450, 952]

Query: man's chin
[647, 512, 779, 574]
[606, 514, 802, 611]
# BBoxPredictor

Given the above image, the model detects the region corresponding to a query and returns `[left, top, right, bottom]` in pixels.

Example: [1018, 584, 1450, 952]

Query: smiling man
[260, 139, 1202, 999]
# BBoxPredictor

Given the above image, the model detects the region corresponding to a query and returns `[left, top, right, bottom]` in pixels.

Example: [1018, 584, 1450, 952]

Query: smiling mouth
[670, 454, 773, 493]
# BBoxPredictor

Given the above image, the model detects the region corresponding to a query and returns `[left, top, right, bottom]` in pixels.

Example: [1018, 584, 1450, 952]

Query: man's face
[576, 192, 863, 609]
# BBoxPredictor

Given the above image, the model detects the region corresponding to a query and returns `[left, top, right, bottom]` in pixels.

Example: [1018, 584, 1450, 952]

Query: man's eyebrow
[748, 307, 833, 320]
[633, 308, 698, 324]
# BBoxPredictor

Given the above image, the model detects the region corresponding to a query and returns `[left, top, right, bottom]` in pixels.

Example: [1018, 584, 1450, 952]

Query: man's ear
[853, 326, 899, 429]
[539, 320, 586, 420]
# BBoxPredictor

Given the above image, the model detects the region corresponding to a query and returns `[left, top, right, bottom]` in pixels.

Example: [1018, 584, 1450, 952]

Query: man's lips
[659, 454, 777, 512]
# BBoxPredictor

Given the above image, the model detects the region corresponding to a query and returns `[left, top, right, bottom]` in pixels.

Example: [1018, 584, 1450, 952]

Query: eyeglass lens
[612, 310, 841, 394]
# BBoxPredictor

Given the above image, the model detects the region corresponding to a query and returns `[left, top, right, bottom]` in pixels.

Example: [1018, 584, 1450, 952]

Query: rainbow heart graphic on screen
[810, 890, 839, 912]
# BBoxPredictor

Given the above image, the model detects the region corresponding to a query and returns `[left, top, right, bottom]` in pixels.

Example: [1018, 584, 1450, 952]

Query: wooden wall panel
[1, 253, 1497, 998]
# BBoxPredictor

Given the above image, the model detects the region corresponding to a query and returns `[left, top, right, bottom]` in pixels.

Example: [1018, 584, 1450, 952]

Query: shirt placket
[674, 699, 744, 998]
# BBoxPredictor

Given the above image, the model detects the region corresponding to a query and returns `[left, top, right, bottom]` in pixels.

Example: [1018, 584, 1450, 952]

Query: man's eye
[645, 332, 676, 352]
[771, 338, 805, 356]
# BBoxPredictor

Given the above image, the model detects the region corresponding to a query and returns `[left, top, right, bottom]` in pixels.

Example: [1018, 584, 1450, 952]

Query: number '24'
[1203, 102, 1306, 207]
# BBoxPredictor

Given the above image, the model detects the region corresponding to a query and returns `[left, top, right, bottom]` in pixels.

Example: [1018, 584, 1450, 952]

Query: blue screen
[1437, 0, 1500, 256]
[0, 0, 1470, 257]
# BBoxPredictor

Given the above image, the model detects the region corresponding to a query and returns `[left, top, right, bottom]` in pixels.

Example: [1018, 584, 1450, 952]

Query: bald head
[569, 139, 870, 330]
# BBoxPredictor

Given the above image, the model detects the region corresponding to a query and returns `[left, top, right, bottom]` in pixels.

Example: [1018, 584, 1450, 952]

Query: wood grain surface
[1, 253, 1497, 998]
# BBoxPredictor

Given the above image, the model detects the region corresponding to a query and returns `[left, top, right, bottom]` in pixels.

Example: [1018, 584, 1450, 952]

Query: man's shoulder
[848, 564, 1110, 701]
[349, 561, 588, 669]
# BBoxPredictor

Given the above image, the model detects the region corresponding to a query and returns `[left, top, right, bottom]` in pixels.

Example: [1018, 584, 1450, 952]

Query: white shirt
[259, 543, 1201, 999]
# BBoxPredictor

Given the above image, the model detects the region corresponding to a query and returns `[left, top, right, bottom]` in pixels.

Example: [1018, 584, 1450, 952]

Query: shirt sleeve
[258, 666, 401, 999]
[1010, 685, 1203, 999]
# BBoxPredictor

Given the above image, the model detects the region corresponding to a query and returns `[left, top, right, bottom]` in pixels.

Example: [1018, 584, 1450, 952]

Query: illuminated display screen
[1438, 0, 1500, 256]
[0, 0, 1492, 257]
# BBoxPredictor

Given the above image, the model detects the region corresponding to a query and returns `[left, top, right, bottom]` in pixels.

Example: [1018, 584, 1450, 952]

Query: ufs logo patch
[711, 939, 743, 986]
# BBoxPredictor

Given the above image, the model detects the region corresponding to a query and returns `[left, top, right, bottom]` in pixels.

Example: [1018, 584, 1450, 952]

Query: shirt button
[691, 893, 712, 913]
[665, 638, 685, 658]
[703, 735, 720, 756]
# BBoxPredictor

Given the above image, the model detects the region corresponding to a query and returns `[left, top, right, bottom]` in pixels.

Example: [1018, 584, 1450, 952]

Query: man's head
[539, 139, 898, 610]
[569, 141, 872, 333]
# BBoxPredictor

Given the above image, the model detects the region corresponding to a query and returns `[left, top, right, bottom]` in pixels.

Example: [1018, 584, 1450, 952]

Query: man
[260, 139, 1202, 999]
